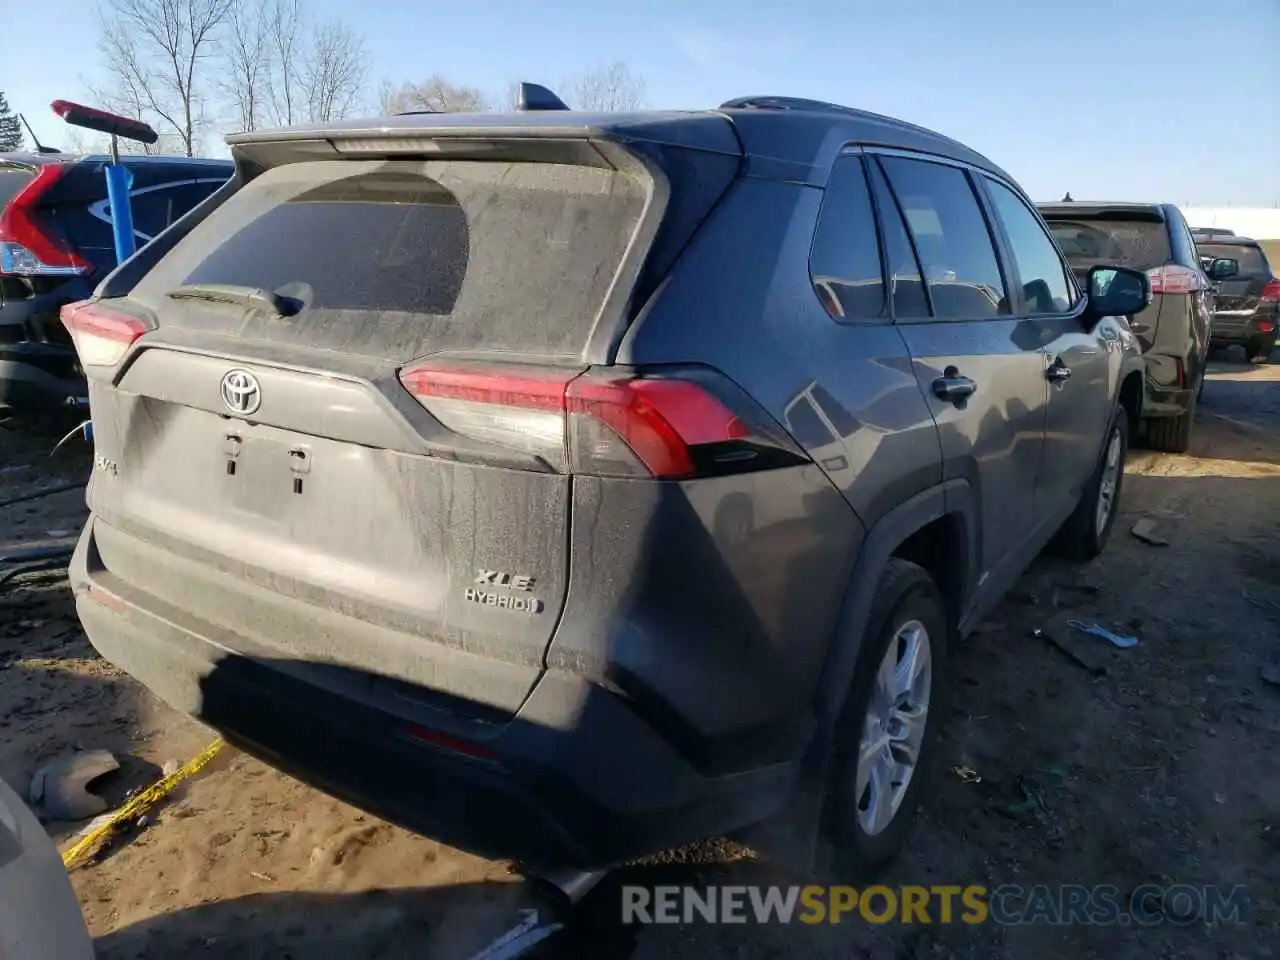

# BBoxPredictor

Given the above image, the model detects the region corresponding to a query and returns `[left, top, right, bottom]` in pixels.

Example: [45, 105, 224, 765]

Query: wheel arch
[813, 479, 976, 724]
[738, 479, 976, 872]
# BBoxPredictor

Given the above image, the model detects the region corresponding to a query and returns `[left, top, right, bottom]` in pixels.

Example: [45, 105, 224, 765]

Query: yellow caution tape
[61, 737, 224, 869]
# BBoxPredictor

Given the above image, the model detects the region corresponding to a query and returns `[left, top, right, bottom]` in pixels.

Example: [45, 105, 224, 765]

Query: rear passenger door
[980, 175, 1112, 522]
[871, 154, 1048, 578]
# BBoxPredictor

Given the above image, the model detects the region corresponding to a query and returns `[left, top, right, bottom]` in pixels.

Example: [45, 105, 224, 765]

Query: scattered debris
[1130, 518, 1170, 546]
[161, 759, 180, 777]
[29, 749, 120, 821]
[61, 738, 224, 869]
[1034, 626, 1107, 676]
[1066, 619, 1139, 649]
[951, 765, 982, 784]
[250, 871, 275, 882]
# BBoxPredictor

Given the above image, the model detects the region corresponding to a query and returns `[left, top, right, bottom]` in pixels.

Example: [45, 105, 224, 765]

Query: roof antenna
[17, 113, 60, 154]
[1061, 191, 1074, 202]
[517, 82, 569, 112]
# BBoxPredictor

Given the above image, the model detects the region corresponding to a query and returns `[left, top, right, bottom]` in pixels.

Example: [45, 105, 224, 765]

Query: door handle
[932, 370, 977, 404]
[1046, 358, 1072, 382]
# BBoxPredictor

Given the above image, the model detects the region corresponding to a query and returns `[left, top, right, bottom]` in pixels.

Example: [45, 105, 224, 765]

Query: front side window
[879, 157, 1009, 319]
[985, 178, 1076, 315]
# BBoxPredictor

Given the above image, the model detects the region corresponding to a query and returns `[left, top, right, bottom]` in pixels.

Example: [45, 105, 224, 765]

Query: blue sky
[2, 0, 1277, 204]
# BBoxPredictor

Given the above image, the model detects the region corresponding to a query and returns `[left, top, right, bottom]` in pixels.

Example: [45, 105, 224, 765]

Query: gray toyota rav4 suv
[65, 91, 1149, 876]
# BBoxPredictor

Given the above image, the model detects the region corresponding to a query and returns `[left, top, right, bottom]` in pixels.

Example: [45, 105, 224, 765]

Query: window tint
[1167, 209, 1200, 268]
[128, 186, 179, 237]
[985, 178, 1075, 314]
[1045, 217, 1172, 271]
[1197, 243, 1271, 277]
[879, 157, 1009, 318]
[133, 159, 647, 360]
[167, 181, 224, 217]
[810, 157, 885, 320]
[866, 162, 931, 318]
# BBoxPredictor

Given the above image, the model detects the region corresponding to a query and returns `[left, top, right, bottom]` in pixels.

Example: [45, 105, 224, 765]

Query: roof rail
[719, 95, 864, 117]
[518, 82, 570, 112]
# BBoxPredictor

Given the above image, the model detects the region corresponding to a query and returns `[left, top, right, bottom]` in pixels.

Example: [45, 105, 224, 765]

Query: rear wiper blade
[166, 284, 300, 316]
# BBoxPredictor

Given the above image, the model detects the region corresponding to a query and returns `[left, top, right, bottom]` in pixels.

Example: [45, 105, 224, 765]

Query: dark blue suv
[0, 152, 232, 416]
[65, 92, 1149, 876]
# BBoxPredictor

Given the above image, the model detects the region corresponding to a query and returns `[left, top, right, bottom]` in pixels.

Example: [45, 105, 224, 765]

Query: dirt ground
[2, 351, 1277, 960]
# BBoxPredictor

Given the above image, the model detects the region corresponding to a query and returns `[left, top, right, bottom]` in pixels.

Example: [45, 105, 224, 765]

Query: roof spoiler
[517, 82, 570, 112]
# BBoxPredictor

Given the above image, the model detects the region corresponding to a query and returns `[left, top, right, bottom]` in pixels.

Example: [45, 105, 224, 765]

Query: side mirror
[1085, 265, 1152, 323]
[1207, 257, 1239, 282]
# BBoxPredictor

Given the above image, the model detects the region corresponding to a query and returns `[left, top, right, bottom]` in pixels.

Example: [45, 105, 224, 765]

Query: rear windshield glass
[1045, 217, 1172, 271]
[132, 159, 649, 360]
[0, 169, 34, 208]
[1196, 243, 1272, 277]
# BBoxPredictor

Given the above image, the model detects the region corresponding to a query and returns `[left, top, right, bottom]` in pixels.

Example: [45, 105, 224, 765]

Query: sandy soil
[1, 351, 1277, 959]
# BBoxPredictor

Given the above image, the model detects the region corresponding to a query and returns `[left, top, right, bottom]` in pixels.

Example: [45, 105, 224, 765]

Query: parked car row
[1192, 231, 1279, 361]
[1035, 201, 1275, 453]
[0, 151, 231, 416]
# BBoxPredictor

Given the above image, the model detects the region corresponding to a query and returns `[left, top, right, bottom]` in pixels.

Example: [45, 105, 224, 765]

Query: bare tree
[301, 21, 369, 123]
[264, 0, 304, 126]
[96, 0, 236, 156]
[564, 62, 645, 112]
[379, 75, 490, 115]
[221, 0, 268, 132]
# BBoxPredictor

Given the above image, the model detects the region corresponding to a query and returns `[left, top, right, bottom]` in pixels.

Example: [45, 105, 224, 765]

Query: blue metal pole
[104, 135, 135, 264]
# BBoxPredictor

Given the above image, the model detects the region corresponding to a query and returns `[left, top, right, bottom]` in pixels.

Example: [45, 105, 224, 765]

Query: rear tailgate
[1197, 241, 1273, 315]
[76, 133, 739, 720]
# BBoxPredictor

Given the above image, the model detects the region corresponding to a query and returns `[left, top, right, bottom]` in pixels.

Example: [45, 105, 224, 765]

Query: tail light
[1146, 264, 1202, 295]
[0, 164, 89, 276]
[60, 300, 150, 368]
[1260, 280, 1280, 304]
[398, 361, 800, 479]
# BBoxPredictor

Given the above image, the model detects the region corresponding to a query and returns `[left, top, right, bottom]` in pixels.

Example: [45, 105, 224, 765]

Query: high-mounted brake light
[1146, 264, 1202, 295]
[398, 362, 759, 479]
[0, 164, 90, 277]
[60, 300, 150, 367]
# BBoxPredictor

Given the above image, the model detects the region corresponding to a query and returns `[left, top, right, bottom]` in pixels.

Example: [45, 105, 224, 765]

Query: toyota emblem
[220, 369, 261, 416]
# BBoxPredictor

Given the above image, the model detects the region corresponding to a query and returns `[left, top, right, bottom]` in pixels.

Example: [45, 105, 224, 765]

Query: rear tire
[1142, 395, 1195, 453]
[1051, 406, 1127, 562]
[823, 559, 948, 879]
[1246, 339, 1272, 363]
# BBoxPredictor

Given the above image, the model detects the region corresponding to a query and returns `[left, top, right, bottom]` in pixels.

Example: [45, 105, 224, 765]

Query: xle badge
[465, 570, 544, 615]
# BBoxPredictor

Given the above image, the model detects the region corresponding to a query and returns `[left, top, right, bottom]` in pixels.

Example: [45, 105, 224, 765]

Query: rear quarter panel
[584, 176, 945, 769]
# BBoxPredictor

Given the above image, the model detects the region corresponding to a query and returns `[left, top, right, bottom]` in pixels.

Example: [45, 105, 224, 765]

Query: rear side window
[1045, 216, 1172, 271]
[866, 162, 931, 319]
[809, 156, 885, 320]
[1197, 243, 1272, 277]
[133, 159, 649, 360]
[878, 157, 1009, 319]
[984, 178, 1075, 314]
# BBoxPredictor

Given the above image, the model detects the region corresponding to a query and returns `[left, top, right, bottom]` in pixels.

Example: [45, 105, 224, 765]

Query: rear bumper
[69, 518, 796, 868]
[0, 296, 88, 412]
[1209, 309, 1278, 347]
